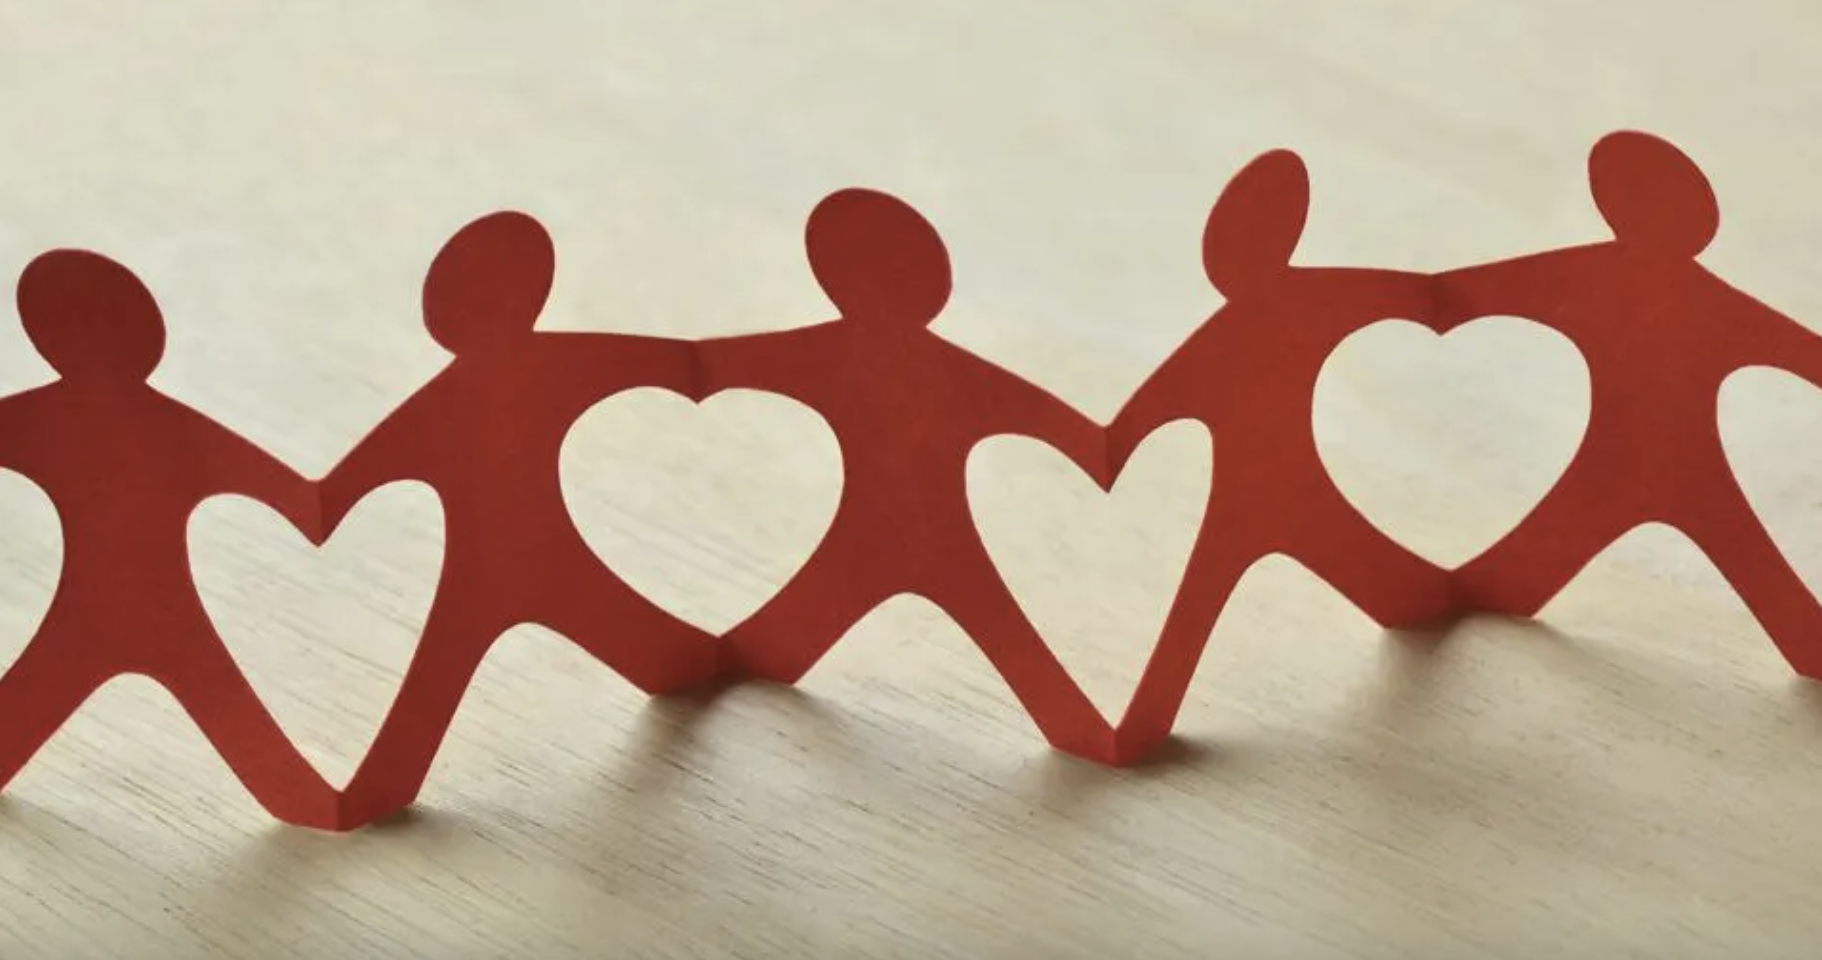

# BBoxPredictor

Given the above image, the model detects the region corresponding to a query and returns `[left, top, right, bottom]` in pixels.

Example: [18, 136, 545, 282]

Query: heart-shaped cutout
[1720, 366, 1822, 604]
[968, 421, 1211, 720]
[1313, 316, 1590, 568]
[190, 481, 443, 788]
[561, 387, 842, 634]
[0, 469, 61, 681]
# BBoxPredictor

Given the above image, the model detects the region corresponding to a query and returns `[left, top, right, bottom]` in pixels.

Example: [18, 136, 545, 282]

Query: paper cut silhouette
[1107, 150, 1458, 761]
[700, 188, 1119, 761]
[2, 128, 1820, 828]
[0, 250, 342, 827]
[319, 211, 726, 827]
[1436, 131, 1822, 678]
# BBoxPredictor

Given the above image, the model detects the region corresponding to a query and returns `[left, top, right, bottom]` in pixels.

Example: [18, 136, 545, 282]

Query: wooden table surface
[6, 1, 1822, 956]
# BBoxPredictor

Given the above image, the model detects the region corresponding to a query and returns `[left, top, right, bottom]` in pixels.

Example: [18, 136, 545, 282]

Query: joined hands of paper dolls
[4, 128, 1822, 829]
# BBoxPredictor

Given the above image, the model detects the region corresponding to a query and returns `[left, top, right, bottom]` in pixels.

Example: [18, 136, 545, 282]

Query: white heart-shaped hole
[1720, 365, 1822, 604]
[0, 469, 60, 681]
[1314, 316, 1590, 567]
[190, 481, 442, 788]
[561, 387, 842, 634]
[969, 421, 1211, 720]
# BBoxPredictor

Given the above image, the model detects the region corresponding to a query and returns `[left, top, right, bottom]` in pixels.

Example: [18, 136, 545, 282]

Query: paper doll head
[1202, 149, 1310, 297]
[423, 210, 556, 355]
[18, 249, 166, 385]
[806, 188, 951, 327]
[1588, 131, 1718, 258]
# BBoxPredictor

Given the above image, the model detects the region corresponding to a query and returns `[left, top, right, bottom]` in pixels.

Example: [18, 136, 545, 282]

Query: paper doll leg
[0, 636, 105, 794]
[536, 549, 725, 696]
[1113, 525, 1254, 764]
[1293, 484, 1456, 628]
[1452, 458, 1634, 618]
[162, 632, 342, 829]
[938, 546, 1115, 761]
[1683, 485, 1822, 679]
[724, 542, 891, 685]
[337, 607, 495, 829]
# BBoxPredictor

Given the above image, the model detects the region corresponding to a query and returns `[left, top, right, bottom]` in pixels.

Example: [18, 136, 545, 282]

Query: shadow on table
[12, 613, 1822, 957]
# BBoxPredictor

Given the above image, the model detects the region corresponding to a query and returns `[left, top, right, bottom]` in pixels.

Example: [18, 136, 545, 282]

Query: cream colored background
[5, 1, 1822, 956]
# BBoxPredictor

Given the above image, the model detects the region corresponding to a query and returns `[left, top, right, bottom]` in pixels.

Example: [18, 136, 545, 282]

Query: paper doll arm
[979, 363, 1109, 487]
[1329, 268, 1445, 334]
[1736, 298, 1822, 388]
[538, 333, 706, 408]
[694, 325, 833, 399]
[1433, 251, 1582, 333]
[202, 425, 323, 542]
[318, 412, 422, 537]
[1108, 345, 1202, 475]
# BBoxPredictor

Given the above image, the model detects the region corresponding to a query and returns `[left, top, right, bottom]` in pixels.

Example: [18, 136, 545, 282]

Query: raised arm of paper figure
[1107, 346, 1203, 475]
[204, 424, 324, 543]
[318, 399, 439, 534]
[694, 325, 832, 399]
[1725, 296, 1822, 389]
[539, 332, 706, 407]
[1342, 268, 1442, 332]
[967, 356, 1109, 488]
[1432, 252, 1583, 334]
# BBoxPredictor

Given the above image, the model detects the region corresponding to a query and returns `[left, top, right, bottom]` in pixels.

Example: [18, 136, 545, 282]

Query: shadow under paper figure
[1109, 149, 1458, 762]
[0, 250, 343, 827]
[1435, 130, 1822, 679]
[320, 211, 726, 829]
[698, 188, 1120, 762]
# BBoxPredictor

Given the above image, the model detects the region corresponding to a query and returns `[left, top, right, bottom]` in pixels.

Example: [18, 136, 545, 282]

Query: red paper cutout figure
[0, 250, 342, 827]
[1108, 150, 1458, 761]
[699, 188, 1119, 761]
[320, 211, 726, 828]
[1436, 131, 1822, 678]
[13, 128, 1822, 828]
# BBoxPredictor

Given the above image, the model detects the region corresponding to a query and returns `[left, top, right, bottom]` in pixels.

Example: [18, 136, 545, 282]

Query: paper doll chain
[2, 129, 1820, 831]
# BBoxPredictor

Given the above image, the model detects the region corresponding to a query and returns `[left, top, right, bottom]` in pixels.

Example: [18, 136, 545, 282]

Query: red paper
[2, 129, 1819, 828]
[1106, 150, 1457, 761]
[319, 212, 727, 828]
[0, 250, 342, 827]
[1434, 131, 1822, 679]
[697, 188, 1117, 761]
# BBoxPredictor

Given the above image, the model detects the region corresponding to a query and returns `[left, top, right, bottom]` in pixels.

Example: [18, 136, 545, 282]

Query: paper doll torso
[0, 385, 246, 643]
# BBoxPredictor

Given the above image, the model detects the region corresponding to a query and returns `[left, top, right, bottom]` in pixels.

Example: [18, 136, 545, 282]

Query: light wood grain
[5, 1, 1822, 956]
